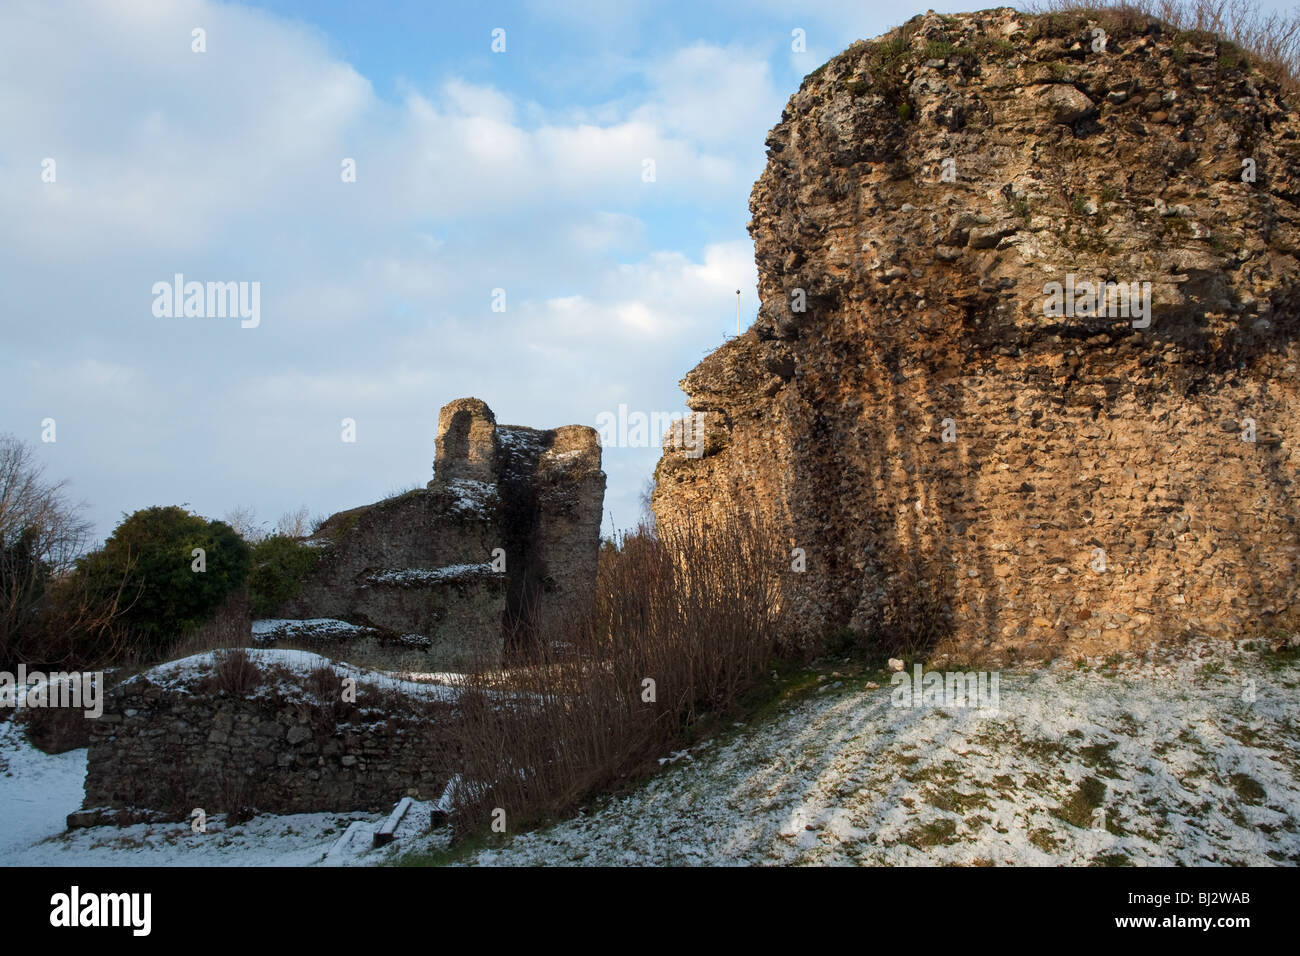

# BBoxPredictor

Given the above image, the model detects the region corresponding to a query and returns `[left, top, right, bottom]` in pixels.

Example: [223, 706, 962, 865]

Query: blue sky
[4, 0, 1289, 543]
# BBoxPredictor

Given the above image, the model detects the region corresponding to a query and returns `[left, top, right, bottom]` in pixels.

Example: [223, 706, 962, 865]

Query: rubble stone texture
[653, 8, 1300, 657]
[77, 662, 456, 820]
[275, 398, 605, 669]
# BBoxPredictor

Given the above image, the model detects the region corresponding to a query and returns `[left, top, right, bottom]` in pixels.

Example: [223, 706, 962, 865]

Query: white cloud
[0, 0, 778, 538]
[635, 43, 785, 148]
[526, 240, 756, 342]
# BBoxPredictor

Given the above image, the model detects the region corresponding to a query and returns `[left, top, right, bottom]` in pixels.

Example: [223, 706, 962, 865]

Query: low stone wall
[74, 650, 458, 824]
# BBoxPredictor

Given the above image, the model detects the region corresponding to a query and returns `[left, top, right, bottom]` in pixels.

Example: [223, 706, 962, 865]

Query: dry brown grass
[16, 685, 96, 754]
[205, 647, 262, 697]
[446, 509, 793, 840]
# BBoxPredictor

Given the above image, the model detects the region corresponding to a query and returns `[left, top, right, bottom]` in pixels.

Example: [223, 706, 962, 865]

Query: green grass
[922, 41, 976, 61]
[923, 40, 955, 60]
[1218, 39, 1249, 68]
[737, 660, 826, 725]
[978, 37, 1019, 59]
[1158, 215, 1193, 239]
[1262, 643, 1300, 672]
[928, 787, 991, 813]
[389, 829, 506, 867]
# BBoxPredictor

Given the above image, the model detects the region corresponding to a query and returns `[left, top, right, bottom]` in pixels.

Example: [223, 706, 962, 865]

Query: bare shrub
[18, 685, 94, 754]
[275, 505, 313, 539]
[0, 433, 113, 667]
[303, 664, 342, 702]
[276, 663, 446, 747]
[206, 648, 261, 697]
[0, 435, 91, 573]
[21, 555, 137, 670]
[217, 772, 256, 825]
[446, 509, 791, 839]
[299, 664, 353, 743]
[223, 505, 266, 544]
[166, 588, 251, 662]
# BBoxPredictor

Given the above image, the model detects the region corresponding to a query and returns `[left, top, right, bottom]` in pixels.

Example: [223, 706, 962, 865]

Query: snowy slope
[3, 645, 1298, 866]
[459, 650, 1300, 866]
[0, 718, 89, 864]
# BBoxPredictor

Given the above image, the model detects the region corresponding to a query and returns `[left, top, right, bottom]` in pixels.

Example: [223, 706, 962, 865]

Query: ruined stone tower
[270, 398, 605, 669]
[654, 8, 1300, 658]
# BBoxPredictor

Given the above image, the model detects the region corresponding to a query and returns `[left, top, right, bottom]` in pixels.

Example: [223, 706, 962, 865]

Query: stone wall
[75, 651, 457, 823]
[520, 424, 609, 642]
[653, 8, 1300, 658]
[269, 398, 605, 668]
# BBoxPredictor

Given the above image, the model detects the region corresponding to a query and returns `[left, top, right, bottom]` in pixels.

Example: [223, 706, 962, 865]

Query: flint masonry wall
[273, 398, 605, 668]
[76, 656, 456, 822]
[654, 8, 1300, 658]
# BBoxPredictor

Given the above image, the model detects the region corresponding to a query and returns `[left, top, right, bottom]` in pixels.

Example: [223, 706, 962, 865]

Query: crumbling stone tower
[654, 9, 1300, 658]
[272, 398, 605, 669]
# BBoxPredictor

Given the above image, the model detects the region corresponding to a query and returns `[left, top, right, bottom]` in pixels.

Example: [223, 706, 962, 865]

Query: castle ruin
[267, 397, 606, 670]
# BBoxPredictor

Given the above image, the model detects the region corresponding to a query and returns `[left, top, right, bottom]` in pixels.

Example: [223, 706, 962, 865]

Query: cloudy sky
[0, 0, 1093, 540]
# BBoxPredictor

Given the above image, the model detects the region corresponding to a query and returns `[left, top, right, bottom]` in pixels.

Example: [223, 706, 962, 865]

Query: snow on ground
[251, 618, 376, 642]
[0, 718, 89, 864]
[365, 564, 500, 586]
[140, 648, 465, 703]
[495, 428, 546, 452]
[3, 647, 1297, 866]
[252, 618, 446, 652]
[458, 652, 1300, 866]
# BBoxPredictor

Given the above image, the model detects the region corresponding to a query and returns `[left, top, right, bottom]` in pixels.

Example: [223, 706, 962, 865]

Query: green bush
[78, 506, 250, 659]
[248, 535, 321, 616]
